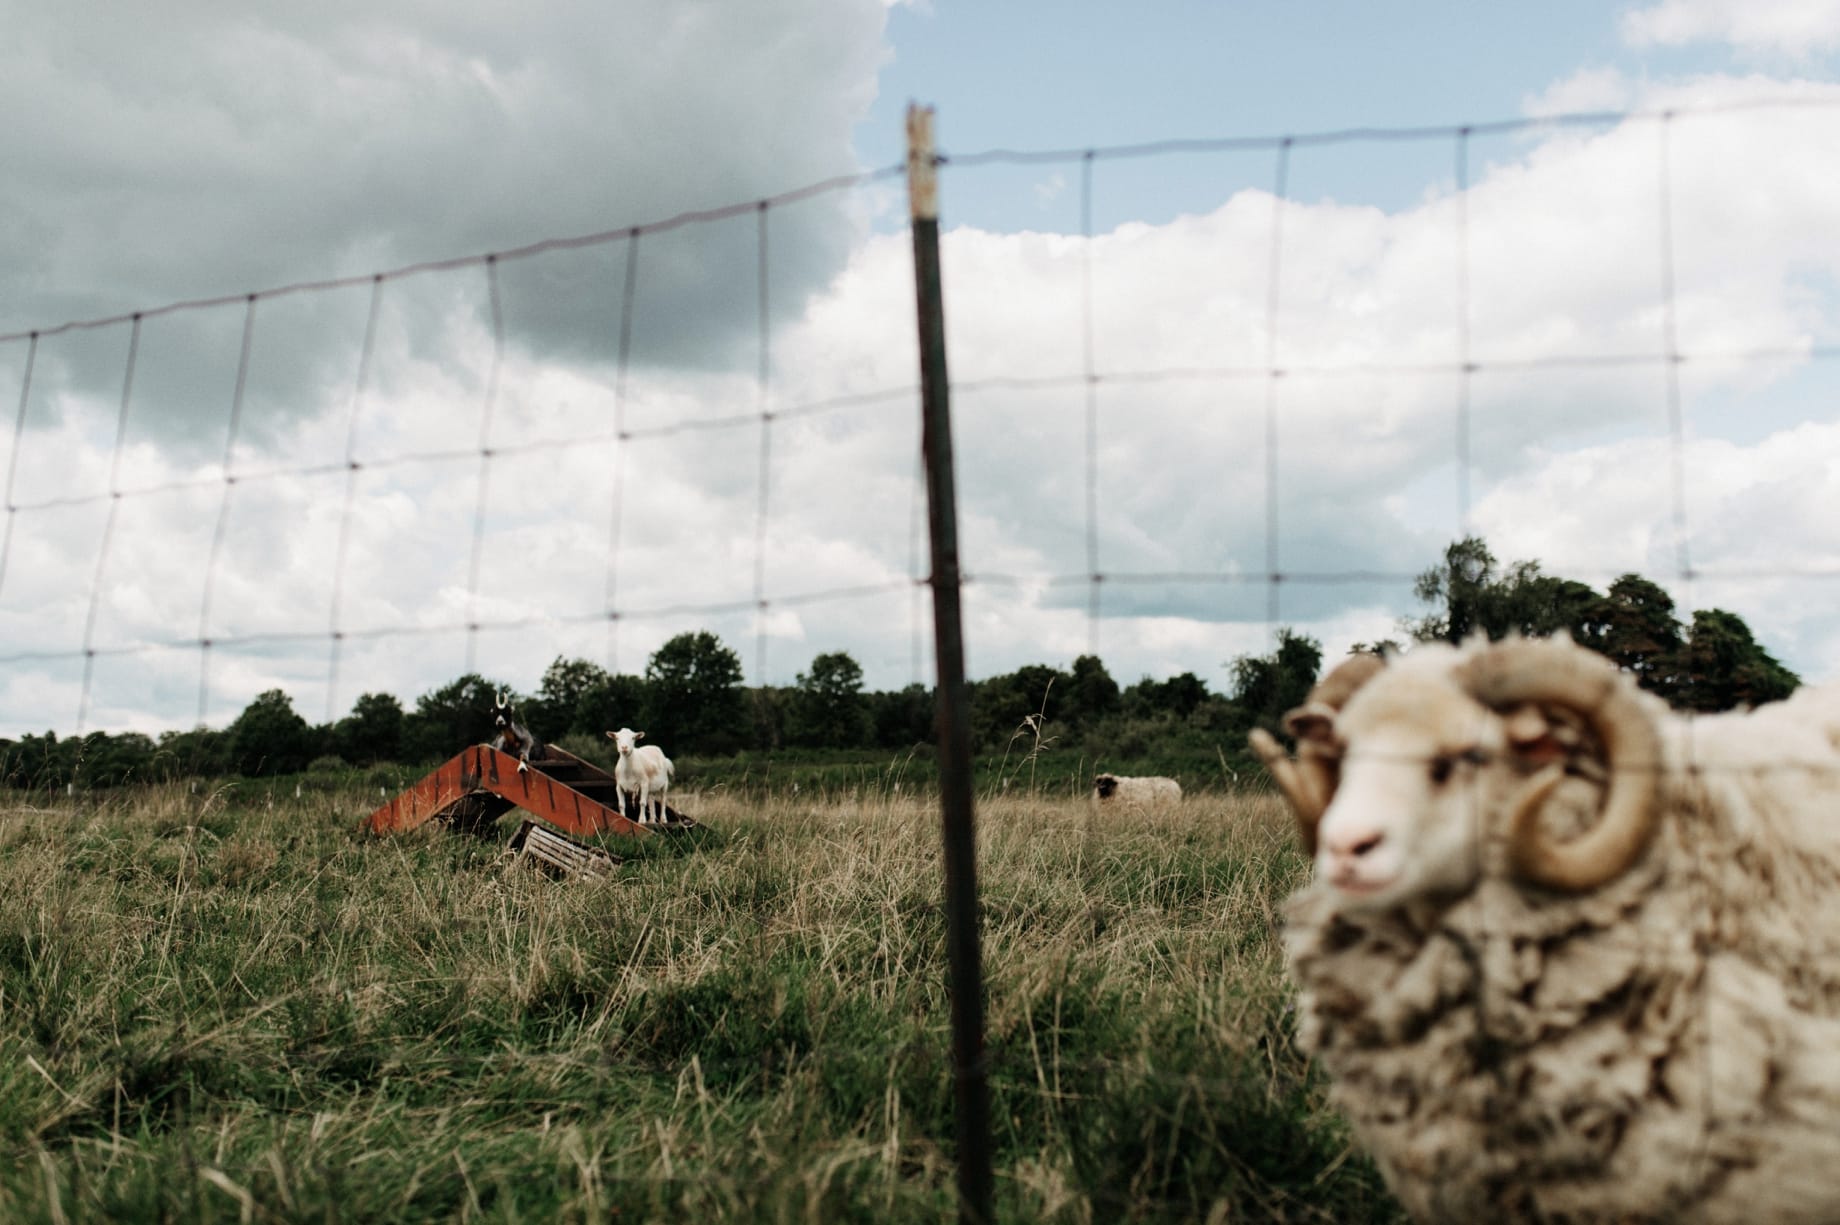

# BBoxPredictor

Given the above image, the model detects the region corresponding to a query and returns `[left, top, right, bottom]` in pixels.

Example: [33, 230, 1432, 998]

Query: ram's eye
[1429, 755, 1455, 785]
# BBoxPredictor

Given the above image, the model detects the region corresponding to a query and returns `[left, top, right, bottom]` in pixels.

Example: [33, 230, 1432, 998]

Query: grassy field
[0, 778, 1406, 1223]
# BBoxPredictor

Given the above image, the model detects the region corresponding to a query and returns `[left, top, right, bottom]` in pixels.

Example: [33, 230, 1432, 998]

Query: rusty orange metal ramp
[363, 743, 694, 840]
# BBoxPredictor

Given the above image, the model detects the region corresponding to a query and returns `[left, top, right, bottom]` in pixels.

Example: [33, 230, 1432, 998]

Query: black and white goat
[490, 689, 546, 774]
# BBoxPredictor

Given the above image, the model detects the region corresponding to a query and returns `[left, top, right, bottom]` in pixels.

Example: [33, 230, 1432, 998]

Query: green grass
[0, 780, 1404, 1223]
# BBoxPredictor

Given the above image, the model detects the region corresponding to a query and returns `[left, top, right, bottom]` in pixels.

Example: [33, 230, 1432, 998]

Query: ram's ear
[1282, 704, 1337, 746]
[1503, 703, 1569, 766]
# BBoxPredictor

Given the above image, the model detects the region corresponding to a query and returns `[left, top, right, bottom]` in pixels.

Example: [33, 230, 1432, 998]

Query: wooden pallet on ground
[508, 818, 620, 879]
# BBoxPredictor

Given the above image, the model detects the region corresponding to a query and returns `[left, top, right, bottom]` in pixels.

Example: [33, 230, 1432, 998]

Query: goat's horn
[1458, 639, 1662, 892]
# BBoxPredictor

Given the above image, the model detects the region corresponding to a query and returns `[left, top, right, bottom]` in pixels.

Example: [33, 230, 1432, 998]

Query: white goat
[1091, 773, 1182, 808]
[605, 727, 673, 825]
[1250, 637, 1840, 1224]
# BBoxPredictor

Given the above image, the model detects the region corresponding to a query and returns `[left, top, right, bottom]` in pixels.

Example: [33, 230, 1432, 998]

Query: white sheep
[605, 727, 673, 825]
[1091, 773, 1182, 807]
[1249, 636, 1840, 1224]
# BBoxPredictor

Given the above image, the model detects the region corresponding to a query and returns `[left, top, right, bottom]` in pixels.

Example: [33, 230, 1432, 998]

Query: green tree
[1122, 671, 1209, 722]
[1411, 537, 1601, 644]
[645, 631, 747, 755]
[530, 656, 612, 737]
[870, 683, 935, 749]
[227, 689, 316, 776]
[748, 686, 787, 751]
[333, 692, 405, 765]
[401, 673, 506, 763]
[0, 731, 74, 789]
[1593, 574, 1685, 693]
[575, 671, 650, 740]
[1230, 628, 1324, 736]
[155, 726, 231, 780]
[1063, 654, 1121, 732]
[1411, 538, 1796, 713]
[74, 732, 157, 787]
[1507, 567, 1603, 641]
[970, 663, 1068, 750]
[1671, 608, 1799, 712]
[1410, 536, 1498, 643]
[789, 651, 871, 749]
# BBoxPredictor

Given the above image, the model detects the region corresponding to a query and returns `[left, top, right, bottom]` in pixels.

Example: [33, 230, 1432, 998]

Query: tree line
[0, 537, 1801, 789]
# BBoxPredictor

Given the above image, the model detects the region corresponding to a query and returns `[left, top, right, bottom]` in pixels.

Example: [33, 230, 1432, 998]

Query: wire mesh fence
[5, 92, 1840, 1221]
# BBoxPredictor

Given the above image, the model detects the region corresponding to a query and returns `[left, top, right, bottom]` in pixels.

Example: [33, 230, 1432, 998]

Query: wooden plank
[509, 818, 620, 880]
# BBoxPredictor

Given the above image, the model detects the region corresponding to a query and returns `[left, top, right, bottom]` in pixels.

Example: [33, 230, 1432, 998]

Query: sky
[4, 0, 1840, 738]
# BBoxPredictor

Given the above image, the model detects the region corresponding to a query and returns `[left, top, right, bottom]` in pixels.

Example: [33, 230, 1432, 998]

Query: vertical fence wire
[1657, 113, 1694, 587]
[75, 314, 142, 735]
[1454, 127, 1474, 537]
[464, 256, 506, 678]
[200, 295, 264, 724]
[605, 229, 641, 675]
[1655, 106, 1716, 1202]
[1080, 150, 1102, 658]
[1262, 139, 1292, 627]
[324, 277, 384, 723]
[0, 333, 39, 605]
[754, 201, 774, 685]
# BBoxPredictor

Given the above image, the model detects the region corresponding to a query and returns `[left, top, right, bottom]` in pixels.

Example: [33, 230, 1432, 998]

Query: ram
[1091, 773, 1182, 807]
[1250, 636, 1840, 1224]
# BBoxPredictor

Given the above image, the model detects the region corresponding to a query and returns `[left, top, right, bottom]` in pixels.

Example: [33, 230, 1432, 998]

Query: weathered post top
[906, 103, 938, 222]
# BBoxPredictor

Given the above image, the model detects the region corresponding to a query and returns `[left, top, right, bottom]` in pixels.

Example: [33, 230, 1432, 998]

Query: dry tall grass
[0, 780, 1403, 1222]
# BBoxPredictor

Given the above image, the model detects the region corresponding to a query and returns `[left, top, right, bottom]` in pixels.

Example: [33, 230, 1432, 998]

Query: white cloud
[1522, 67, 1636, 117]
[1622, 0, 1840, 56]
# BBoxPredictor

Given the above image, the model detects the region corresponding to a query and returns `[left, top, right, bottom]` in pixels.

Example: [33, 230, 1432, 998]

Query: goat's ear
[604, 730, 616, 740]
[635, 730, 646, 741]
[1282, 704, 1336, 745]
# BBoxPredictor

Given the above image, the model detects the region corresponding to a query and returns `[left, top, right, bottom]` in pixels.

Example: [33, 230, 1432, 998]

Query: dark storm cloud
[0, 1, 891, 449]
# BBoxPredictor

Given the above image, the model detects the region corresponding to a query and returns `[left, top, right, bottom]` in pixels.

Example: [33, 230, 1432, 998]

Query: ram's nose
[1319, 818, 1386, 880]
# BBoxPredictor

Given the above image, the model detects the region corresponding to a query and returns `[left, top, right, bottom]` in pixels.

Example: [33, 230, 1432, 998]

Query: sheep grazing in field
[605, 727, 674, 825]
[1091, 773, 1182, 807]
[1249, 636, 1840, 1224]
[489, 689, 546, 774]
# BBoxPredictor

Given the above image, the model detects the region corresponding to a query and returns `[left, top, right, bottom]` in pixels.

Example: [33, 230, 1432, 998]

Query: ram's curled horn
[1250, 652, 1387, 854]
[1249, 730, 1325, 840]
[1457, 638, 1663, 892]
